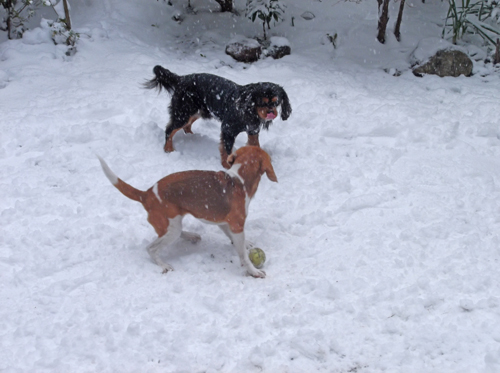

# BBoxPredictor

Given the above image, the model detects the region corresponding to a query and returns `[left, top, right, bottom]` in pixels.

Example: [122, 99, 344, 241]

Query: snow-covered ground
[2, 0, 500, 371]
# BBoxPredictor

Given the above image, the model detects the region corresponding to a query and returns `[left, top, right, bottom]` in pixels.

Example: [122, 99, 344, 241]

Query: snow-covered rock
[225, 35, 262, 62]
[411, 37, 473, 77]
[266, 36, 291, 59]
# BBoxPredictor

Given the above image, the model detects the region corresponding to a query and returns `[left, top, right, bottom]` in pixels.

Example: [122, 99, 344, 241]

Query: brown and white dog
[98, 146, 277, 278]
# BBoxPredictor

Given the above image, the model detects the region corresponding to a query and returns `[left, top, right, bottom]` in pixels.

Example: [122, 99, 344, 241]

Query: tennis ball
[248, 247, 266, 269]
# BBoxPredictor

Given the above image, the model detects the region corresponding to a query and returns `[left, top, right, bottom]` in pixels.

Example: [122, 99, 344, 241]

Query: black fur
[145, 65, 292, 158]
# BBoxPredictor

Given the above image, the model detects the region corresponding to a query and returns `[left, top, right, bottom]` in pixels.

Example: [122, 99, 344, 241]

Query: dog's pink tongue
[266, 112, 277, 120]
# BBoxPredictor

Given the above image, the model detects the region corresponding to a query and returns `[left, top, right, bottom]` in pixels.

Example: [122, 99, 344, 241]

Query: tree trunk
[394, 0, 405, 42]
[494, 39, 500, 65]
[4, 0, 12, 39]
[377, 0, 390, 44]
[214, 0, 233, 12]
[62, 0, 72, 30]
[7, 12, 12, 40]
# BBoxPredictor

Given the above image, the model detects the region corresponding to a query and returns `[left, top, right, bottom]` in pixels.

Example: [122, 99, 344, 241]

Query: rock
[226, 35, 291, 62]
[171, 11, 183, 23]
[266, 36, 291, 59]
[225, 35, 262, 63]
[413, 49, 473, 77]
[65, 46, 77, 57]
[411, 38, 473, 77]
[301, 11, 315, 20]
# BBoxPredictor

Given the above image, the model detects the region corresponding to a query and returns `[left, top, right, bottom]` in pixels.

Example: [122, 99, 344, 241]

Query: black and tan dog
[145, 65, 292, 168]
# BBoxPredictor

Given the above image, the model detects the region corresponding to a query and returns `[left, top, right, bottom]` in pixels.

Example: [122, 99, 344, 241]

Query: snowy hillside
[1, 0, 500, 371]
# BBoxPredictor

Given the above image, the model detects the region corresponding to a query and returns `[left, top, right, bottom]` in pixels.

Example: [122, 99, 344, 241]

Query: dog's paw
[161, 264, 174, 274]
[247, 268, 266, 278]
[245, 241, 255, 251]
[221, 160, 231, 169]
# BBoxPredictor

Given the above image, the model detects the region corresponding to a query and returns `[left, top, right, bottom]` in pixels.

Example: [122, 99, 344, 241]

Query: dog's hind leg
[182, 113, 201, 134]
[165, 96, 200, 152]
[164, 125, 182, 152]
[164, 113, 200, 152]
[145, 215, 183, 273]
[218, 224, 233, 243]
[145, 236, 175, 273]
[219, 224, 254, 253]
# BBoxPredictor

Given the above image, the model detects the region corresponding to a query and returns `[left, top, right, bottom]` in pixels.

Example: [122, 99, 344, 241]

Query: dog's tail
[143, 65, 180, 94]
[98, 156, 146, 203]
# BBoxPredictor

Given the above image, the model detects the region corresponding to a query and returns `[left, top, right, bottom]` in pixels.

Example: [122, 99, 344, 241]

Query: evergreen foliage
[245, 0, 286, 40]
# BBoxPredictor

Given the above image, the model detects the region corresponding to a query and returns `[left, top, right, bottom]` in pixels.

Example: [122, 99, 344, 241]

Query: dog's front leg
[230, 231, 266, 278]
[164, 126, 181, 153]
[246, 133, 260, 147]
[220, 130, 237, 169]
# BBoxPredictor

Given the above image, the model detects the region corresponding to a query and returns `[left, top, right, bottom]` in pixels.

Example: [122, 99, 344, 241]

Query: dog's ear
[227, 153, 236, 167]
[279, 88, 292, 121]
[261, 155, 278, 182]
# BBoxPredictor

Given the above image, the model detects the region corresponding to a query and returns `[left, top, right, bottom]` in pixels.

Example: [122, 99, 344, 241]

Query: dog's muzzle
[266, 111, 277, 120]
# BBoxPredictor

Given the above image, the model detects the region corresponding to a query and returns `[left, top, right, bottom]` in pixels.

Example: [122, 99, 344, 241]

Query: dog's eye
[271, 97, 278, 103]
[262, 98, 269, 104]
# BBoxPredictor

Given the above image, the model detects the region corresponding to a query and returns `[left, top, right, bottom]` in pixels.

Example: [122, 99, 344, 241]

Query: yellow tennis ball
[248, 247, 266, 269]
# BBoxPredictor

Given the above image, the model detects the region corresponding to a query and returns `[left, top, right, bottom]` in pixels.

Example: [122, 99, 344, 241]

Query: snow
[1, 0, 500, 371]
[410, 37, 455, 64]
[226, 34, 261, 55]
[270, 36, 289, 47]
[228, 34, 261, 48]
